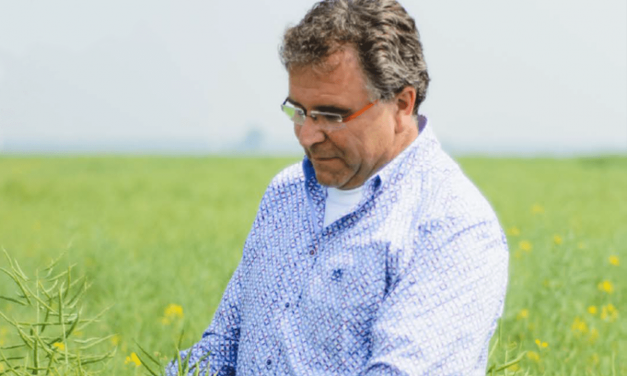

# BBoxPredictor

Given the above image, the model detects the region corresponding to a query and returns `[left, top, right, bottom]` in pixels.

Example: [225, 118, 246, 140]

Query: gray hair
[280, 0, 430, 114]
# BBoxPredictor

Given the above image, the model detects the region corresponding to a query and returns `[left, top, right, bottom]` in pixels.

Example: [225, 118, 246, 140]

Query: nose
[295, 117, 326, 149]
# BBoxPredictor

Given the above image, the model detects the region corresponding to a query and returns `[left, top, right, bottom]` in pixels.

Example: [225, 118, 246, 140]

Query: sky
[0, 0, 625, 156]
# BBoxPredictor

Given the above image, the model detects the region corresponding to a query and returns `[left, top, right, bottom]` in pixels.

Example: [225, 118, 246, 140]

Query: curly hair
[280, 0, 430, 114]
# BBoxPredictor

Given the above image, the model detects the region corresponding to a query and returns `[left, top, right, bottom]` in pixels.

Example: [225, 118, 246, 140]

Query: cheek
[334, 135, 359, 160]
[340, 141, 370, 171]
[361, 126, 394, 162]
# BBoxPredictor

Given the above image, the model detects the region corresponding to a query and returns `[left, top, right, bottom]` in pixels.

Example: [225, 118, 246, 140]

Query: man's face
[288, 48, 401, 190]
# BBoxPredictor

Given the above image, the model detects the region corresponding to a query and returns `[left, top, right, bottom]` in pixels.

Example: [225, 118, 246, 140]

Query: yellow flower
[589, 328, 599, 343]
[527, 351, 540, 362]
[507, 227, 521, 236]
[609, 255, 619, 266]
[517, 309, 529, 320]
[571, 317, 588, 334]
[52, 342, 65, 351]
[162, 303, 184, 325]
[553, 235, 562, 245]
[0, 363, 4, 372]
[125, 352, 141, 367]
[590, 353, 600, 366]
[577, 242, 586, 249]
[519, 240, 533, 252]
[111, 334, 121, 346]
[601, 304, 619, 322]
[164, 304, 184, 319]
[597, 280, 614, 294]
[507, 364, 520, 372]
[588, 305, 598, 315]
[535, 339, 548, 349]
[531, 204, 544, 214]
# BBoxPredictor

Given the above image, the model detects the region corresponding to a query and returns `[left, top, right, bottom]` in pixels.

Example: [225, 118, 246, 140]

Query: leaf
[492, 351, 527, 373]
[0, 296, 27, 306]
[134, 341, 161, 366]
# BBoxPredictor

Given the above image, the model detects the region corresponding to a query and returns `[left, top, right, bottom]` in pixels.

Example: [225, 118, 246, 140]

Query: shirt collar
[371, 114, 440, 188]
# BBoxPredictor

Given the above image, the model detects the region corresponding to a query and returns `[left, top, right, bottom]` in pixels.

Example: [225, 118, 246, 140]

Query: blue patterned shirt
[167, 116, 509, 376]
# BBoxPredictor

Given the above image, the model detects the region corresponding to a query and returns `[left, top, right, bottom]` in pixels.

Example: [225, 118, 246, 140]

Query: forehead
[288, 48, 370, 108]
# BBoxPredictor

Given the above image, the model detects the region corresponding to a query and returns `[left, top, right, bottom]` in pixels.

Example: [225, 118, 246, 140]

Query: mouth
[312, 156, 338, 162]
[306, 148, 340, 164]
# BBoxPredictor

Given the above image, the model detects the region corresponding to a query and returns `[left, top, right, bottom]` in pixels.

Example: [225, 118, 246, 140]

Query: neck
[347, 118, 417, 190]
[391, 117, 419, 159]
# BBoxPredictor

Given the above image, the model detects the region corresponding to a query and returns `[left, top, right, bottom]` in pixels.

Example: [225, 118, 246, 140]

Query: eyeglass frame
[281, 98, 378, 127]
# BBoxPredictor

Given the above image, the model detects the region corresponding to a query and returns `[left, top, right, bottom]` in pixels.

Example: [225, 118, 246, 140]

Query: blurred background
[1, 2, 626, 375]
[1, 0, 625, 156]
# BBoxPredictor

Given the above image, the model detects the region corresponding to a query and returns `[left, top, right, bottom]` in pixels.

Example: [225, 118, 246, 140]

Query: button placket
[309, 241, 319, 256]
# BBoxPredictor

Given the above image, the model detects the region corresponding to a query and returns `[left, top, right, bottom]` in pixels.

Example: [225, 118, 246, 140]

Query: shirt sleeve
[164, 180, 280, 376]
[360, 217, 509, 376]
[165, 262, 244, 376]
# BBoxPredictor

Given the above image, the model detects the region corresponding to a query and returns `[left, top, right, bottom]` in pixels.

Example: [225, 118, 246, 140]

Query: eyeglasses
[281, 98, 377, 128]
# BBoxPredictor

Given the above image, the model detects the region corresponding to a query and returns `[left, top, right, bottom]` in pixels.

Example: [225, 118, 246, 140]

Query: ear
[394, 86, 417, 132]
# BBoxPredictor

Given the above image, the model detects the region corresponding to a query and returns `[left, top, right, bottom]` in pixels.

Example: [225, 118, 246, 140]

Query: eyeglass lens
[282, 104, 345, 126]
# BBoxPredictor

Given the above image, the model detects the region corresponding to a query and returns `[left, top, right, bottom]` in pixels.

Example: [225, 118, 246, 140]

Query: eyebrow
[286, 97, 351, 115]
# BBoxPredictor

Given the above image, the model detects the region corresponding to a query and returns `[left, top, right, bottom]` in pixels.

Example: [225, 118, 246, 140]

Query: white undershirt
[324, 186, 365, 227]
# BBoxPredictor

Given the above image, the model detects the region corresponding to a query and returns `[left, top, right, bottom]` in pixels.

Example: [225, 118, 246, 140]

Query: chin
[315, 172, 344, 188]
[316, 177, 338, 188]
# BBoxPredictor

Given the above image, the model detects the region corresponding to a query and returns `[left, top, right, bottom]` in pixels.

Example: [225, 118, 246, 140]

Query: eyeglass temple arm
[342, 101, 377, 122]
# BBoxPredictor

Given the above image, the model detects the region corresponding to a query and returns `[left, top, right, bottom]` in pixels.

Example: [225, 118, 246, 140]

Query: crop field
[0, 156, 625, 375]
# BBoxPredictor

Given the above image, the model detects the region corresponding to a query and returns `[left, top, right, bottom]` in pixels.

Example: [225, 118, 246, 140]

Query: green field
[0, 156, 625, 375]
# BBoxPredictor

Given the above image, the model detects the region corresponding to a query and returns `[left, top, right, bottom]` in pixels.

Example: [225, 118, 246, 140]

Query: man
[168, 0, 508, 375]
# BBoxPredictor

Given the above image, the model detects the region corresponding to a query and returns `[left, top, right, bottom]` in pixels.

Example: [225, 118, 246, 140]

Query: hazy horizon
[1, 0, 625, 157]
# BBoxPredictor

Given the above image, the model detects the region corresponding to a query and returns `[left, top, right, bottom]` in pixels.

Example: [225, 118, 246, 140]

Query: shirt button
[266, 358, 272, 369]
[309, 249, 315, 255]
